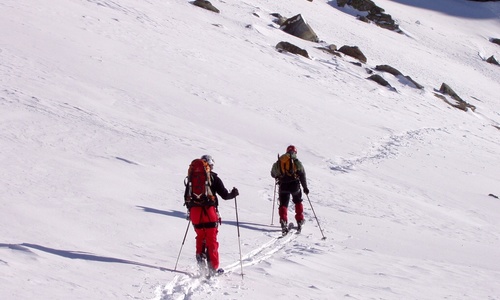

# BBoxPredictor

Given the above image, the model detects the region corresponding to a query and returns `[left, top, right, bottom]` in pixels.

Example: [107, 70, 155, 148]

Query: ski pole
[271, 180, 277, 225]
[234, 196, 244, 278]
[174, 219, 191, 270]
[306, 194, 327, 240]
[271, 153, 280, 225]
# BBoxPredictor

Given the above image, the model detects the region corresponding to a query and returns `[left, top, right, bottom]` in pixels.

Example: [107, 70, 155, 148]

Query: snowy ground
[1, 0, 499, 299]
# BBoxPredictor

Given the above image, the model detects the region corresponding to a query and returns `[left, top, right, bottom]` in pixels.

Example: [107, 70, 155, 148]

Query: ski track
[157, 231, 299, 300]
[328, 127, 442, 173]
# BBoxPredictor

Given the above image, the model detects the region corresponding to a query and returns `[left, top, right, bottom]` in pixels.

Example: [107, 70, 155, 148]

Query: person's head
[201, 154, 215, 170]
[286, 145, 297, 155]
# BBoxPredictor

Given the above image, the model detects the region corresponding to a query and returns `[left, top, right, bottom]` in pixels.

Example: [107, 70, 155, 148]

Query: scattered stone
[316, 44, 342, 57]
[338, 45, 367, 63]
[192, 0, 219, 13]
[368, 74, 391, 87]
[486, 55, 499, 65]
[375, 65, 402, 76]
[375, 65, 424, 89]
[276, 41, 310, 58]
[271, 13, 287, 26]
[435, 83, 476, 112]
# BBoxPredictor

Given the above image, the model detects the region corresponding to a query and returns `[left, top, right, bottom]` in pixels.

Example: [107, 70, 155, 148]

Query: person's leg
[194, 228, 207, 257]
[194, 206, 219, 270]
[278, 192, 291, 234]
[291, 189, 304, 222]
[278, 193, 291, 223]
[204, 227, 219, 270]
[292, 189, 304, 229]
[189, 207, 205, 256]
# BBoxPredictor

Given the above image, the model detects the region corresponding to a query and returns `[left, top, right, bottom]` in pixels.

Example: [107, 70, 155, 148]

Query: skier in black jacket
[184, 154, 238, 275]
[270, 145, 309, 235]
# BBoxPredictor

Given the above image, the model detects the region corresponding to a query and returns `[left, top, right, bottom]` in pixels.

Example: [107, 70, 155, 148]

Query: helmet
[286, 145, 297, 154]
[201, 154, 215, 168]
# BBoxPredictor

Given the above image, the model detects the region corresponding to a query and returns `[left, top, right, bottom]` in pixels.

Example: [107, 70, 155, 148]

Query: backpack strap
[205, 173, 215, 200]
[289, 154, 295, 176]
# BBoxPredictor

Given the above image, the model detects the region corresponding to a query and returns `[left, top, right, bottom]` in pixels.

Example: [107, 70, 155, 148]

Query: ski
[279, 220, 305, 237]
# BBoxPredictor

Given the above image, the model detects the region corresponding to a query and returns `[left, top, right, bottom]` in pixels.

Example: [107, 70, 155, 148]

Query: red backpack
[185, 159, 215, 206]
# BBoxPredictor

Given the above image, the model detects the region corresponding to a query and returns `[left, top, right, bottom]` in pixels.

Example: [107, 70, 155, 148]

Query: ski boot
[196, 253, 207, 269]
[297, 219, 305, 233]
[280, 219, 289, 236]
[208, 267, 225, 277]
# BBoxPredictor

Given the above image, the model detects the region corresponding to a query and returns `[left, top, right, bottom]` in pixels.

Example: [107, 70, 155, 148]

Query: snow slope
[1, 0, 499, 299]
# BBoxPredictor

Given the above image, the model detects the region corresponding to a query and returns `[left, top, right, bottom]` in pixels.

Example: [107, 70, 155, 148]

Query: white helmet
[201, 154, 215, 169]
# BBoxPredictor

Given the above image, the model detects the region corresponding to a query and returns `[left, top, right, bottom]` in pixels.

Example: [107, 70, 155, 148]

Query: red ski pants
[189, 206, 220, 270]
[278, 190, 304, 223]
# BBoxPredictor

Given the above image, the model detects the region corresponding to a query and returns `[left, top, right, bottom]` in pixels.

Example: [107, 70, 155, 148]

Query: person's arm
[212, 173, 238, 200]
[296, 160, 309, 194]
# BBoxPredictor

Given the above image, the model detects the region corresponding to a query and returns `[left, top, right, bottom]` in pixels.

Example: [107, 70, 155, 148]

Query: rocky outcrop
[336, 0, 402, 33]
[434, 83, 476, 112]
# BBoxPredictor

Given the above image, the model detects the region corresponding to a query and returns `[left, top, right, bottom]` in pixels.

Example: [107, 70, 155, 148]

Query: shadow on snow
[0, 243, 189, 275]
[136, 205, 280, 233]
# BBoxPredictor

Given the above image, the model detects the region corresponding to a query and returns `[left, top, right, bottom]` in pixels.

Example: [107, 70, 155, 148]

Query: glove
[186, 209, 190, 220]
[231, 187, 239, 197]
[303, 187, 309, 195]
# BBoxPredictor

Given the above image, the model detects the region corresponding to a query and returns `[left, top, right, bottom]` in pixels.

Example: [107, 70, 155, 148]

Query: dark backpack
[185, 159, 215, 207]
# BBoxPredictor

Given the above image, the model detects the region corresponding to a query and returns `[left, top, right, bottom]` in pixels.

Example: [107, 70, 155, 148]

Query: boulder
[338, 45, 367, 63]
[435, 83, 476, 112]
[280, 14, 319, 42]
[276, 41, 310, 58]
[486, 55, 499, 65]
[192, 0, 219, 13]
[367, 74, 391, 87]
[375, 65, 424, 89]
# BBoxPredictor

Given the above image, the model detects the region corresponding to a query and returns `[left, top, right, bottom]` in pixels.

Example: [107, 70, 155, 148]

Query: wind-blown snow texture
[1, 0, 499, 299]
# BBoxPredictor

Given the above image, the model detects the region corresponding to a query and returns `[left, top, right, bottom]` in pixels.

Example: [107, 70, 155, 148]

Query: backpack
[185, 159, 215, 206]
[271, 153, 298, 179]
